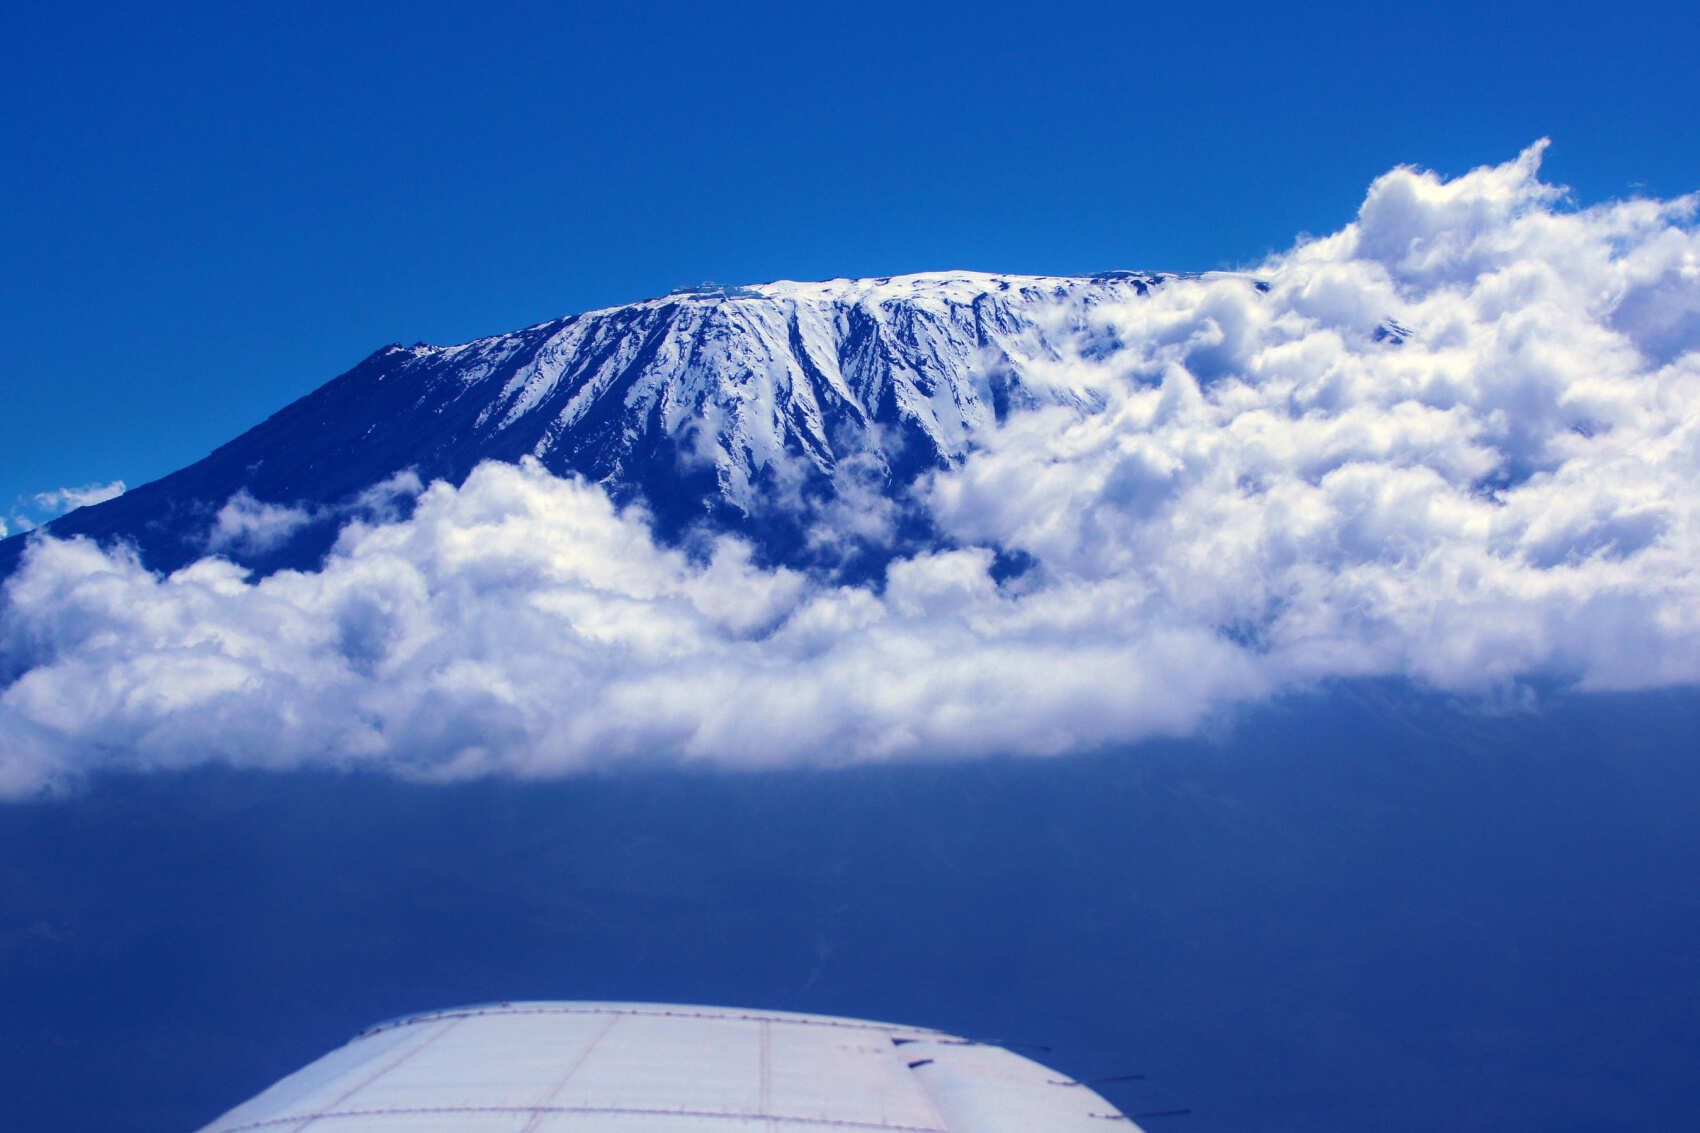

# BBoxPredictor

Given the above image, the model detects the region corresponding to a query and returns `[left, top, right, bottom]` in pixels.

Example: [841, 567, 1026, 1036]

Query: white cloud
[2, 143, 1698, 796]
[30, 480, 126, 515]
[206, 492, 314, 556]
[204, 469, 423, 556]
[7, 479, 127, 536]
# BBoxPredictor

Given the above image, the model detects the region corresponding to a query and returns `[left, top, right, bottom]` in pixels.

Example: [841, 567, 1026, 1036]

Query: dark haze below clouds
[3, 683, 1697, 1133]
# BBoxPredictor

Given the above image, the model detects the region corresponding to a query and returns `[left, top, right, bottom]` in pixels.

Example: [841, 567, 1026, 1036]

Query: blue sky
[3, 1, 1697, 518]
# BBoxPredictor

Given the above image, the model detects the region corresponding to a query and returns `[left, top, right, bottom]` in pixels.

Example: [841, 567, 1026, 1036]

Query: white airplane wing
[196, 1001, 1143, 1132]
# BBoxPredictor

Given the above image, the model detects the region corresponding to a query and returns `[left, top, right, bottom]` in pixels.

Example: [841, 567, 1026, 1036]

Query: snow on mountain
[3, 270, 1179, 576]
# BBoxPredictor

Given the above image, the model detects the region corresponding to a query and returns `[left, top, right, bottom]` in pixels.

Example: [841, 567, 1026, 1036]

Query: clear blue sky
[3, 1, 1696, 517]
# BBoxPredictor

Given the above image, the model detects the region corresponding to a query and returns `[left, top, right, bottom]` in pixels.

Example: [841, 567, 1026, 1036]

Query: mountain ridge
[2, 270, 1194, 578]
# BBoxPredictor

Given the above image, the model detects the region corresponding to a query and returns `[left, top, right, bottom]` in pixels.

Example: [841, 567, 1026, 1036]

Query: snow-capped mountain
[3, 271, 1176, 576]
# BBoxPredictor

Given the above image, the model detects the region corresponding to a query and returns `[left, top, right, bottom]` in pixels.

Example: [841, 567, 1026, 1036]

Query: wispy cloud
[32, 481, 127, 514]
[8, 480, 126, 535]
[3, 143, 1698, 796]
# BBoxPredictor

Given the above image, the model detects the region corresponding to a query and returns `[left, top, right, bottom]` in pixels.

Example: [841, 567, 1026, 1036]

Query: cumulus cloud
[0, 460, 1263, 794]
[2, 143, 1698, 795]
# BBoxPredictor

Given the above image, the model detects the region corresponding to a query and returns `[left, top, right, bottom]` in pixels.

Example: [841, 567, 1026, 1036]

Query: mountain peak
[3, 270, 1182, 579]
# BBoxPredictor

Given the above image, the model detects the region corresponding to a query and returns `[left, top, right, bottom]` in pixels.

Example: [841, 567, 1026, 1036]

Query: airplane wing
[196, 1001, 1142, 1132]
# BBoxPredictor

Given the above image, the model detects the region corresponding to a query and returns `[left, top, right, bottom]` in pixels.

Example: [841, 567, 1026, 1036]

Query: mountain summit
[5, 271, 1173, 576]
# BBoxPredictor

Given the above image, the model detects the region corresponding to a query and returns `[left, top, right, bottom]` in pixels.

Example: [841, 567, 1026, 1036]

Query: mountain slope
[3, 271, 1172, 577]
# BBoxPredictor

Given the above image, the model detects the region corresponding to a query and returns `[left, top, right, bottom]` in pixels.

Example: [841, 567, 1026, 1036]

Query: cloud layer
[4, 143, 1698, 795]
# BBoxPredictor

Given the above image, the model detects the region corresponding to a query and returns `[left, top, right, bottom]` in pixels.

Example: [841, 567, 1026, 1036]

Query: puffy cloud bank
[4, 142, 1699, 795]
